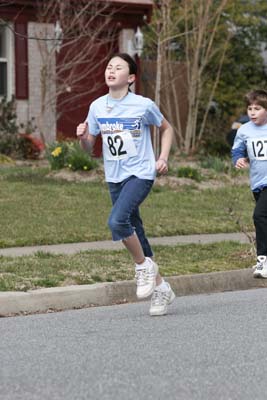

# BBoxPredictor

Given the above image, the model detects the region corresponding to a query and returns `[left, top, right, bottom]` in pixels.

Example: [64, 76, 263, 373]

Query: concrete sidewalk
[0, 232, 253, 257]
[1, 232, 264, 318]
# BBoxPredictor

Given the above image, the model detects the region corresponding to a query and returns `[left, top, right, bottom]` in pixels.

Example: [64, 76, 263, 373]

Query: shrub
[18, 134, 45, 160]
[200, 155, 229, 173]
[46, 141, 98, 171]
[0, 95, 18, 135]
[0, 154, 14, 164]
[0, 96, 20, 156]
[177, 166, 202, 182]
[17, 117, 44, 160]
[200, 138, 231, 157]
[46, 141, 69, 170]
[67, 142, 98, 171]
[0, 97, 43, 159]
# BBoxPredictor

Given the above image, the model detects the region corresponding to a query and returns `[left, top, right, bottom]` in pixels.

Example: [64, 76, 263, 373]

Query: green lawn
[0, 164, 256, 292]
[0, 241, 255, 291]
[0, 165, 254, 248]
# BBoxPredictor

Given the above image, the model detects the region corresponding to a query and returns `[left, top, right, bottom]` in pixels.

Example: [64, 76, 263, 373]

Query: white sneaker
[135, 258, 158, 299]
[149, 283, 175, 316]
[253, 256, 267, 278]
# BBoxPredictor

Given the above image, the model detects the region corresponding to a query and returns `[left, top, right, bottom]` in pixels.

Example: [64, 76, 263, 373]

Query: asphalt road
[1, 288, 267, 400]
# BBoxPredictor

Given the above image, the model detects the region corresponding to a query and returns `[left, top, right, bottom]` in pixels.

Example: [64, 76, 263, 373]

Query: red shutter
[15, 22, 28, 99]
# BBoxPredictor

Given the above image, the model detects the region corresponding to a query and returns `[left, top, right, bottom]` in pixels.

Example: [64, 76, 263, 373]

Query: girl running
[76, 53, 175, 316]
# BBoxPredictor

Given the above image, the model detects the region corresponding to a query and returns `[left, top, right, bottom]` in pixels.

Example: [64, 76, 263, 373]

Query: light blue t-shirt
[232, 121, 267, 191]
[86, 92, 163, 183]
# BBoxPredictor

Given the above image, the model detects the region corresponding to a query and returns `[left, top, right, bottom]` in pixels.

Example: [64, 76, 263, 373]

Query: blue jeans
[107, 176, 154, 257]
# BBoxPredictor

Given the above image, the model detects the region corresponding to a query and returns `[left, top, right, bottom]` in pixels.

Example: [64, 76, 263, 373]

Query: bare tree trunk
[153, 19, 163, 158]
[31, 0, 116, 143]
[141, 0, 231, 154]
[197, 30, 231, 144]
[182, 0, 229, 154]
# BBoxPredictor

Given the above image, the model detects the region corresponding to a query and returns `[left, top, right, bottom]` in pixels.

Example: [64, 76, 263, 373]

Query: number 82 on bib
[103, 130, 137, 161]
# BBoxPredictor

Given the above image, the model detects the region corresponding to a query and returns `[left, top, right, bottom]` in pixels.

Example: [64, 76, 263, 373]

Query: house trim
[0, 23, 14, 100]
[14, 21, 28, 99]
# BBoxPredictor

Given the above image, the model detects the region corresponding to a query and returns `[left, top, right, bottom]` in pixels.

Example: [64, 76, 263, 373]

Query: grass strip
[0, 166, 254, 248]
[0, 241, 254, 292]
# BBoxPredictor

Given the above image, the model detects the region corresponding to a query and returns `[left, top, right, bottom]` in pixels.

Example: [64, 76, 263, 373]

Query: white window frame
[0, 23, 13, 100]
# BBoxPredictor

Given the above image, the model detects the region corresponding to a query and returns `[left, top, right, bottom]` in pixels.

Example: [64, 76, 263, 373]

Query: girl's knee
[108, 213, 133, 240]
[108, 214, 117, 232]
[108, 213, 125, 234]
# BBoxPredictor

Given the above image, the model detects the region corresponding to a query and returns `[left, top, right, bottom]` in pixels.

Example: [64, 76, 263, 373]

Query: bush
[177, 166, 202, 182]
[0, 95, 18, 134]
[199, 137, 230, 157]
[17, 117, 44, 160]
[0, 97, 43, 159]
[67, 142, 98, 171]
[200, 155, 229, 173]
[18, 134, 45, 160]
[0, 96, 20, 156]
[46, 142, 69, 170]
[0, 154, 14, 164]
[46, 141, 98, 171]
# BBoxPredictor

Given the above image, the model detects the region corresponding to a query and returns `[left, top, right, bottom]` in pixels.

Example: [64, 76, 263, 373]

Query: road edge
[1, 268, 267, 317]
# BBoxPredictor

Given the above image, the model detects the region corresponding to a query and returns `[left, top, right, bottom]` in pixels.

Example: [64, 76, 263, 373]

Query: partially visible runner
[76, 53, 175, 316]
[232, 89, 267, 278]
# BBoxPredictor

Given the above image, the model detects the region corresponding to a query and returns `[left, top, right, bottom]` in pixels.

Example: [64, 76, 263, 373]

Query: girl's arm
[76, 122, 96, 153]
[156, 118, 173, 174]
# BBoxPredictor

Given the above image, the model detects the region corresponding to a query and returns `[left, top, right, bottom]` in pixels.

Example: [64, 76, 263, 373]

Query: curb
[1, 268, 267, 317]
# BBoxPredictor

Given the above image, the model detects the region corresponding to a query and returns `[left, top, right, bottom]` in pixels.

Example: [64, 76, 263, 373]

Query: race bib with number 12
[247, 137, 267, 161]
[102, 130, 137, 161]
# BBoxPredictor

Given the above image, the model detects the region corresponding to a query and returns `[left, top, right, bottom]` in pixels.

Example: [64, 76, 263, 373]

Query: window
[0, 24, 12, 99]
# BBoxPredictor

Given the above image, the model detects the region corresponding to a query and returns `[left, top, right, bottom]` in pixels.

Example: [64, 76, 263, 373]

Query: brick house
[0, 0, 153, 151]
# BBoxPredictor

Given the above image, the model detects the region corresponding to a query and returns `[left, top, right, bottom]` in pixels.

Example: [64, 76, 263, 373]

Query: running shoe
[135, 258, 158, 299]
[149, 283, 175, 316]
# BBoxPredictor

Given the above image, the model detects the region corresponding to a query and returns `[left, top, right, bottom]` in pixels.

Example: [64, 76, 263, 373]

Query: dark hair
[107, 53, 137, 88]
[244, 89, 267, 109]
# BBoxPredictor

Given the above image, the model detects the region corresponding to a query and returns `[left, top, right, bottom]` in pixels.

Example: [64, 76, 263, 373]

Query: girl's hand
[235, 157, 249, 169]
[76, 122, 88, 139]
[156, 158, 168, 174]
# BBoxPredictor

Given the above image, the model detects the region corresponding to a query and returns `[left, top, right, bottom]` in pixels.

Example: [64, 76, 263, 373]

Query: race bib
[102, 130, 137, 161]
[247, 137, 267, 161]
